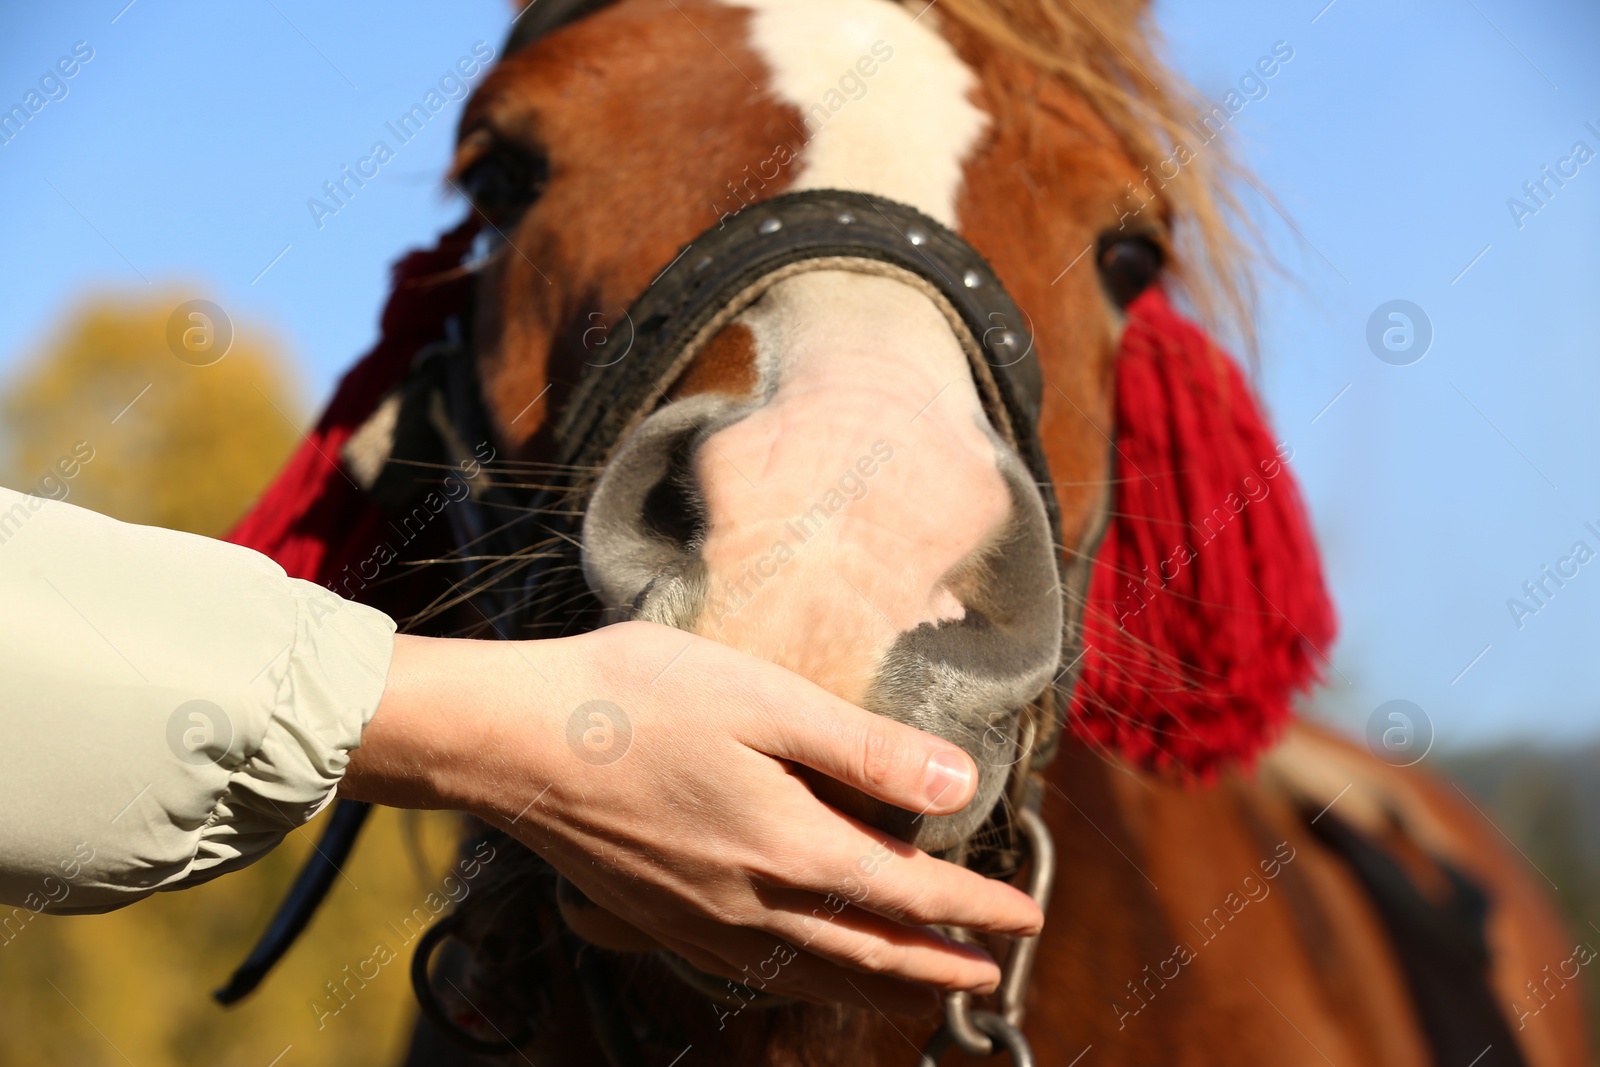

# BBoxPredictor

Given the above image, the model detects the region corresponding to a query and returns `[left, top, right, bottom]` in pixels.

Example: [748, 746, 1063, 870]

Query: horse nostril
[582, 395, 741, 614]
[638, 431, 707, 549]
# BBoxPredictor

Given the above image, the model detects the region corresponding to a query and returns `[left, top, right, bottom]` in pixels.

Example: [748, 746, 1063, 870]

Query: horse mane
[925, 0, 1257, 348]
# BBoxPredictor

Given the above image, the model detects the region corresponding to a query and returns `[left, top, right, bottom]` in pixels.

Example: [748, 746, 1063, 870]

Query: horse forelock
[926, 0, 1255, 346]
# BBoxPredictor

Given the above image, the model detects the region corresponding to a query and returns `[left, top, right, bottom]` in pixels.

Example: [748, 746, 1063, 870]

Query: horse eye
[1096, 235, 1164, 308]
[459, 141, 548, 229]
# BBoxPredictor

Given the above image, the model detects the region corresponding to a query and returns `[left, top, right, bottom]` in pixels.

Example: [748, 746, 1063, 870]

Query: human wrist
[341, 634, 543, 815]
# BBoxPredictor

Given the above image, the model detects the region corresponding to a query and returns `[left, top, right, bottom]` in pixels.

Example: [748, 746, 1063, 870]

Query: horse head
[229, 0, 1323, 1058]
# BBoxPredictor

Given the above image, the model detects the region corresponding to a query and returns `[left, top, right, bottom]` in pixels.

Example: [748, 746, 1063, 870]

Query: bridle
[392, 189, 1082, 1066]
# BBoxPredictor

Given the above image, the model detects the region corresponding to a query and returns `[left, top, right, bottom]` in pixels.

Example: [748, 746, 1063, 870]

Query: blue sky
[1, 0, 1596, 748]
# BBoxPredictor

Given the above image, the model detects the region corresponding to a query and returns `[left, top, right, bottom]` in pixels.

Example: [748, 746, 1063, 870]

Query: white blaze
[683, 0, 1009, 701]
[725, 0, 988, 226]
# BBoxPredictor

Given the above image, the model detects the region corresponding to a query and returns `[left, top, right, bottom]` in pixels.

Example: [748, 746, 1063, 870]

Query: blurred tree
[0, 290, 302, 536]
[0, 292, 463, 1067]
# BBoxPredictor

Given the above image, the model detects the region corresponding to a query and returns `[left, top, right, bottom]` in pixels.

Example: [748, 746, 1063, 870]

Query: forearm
[0, 487, 396, 913]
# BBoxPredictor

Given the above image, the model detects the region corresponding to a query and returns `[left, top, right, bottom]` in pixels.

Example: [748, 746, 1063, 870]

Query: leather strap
[552, 189, 1059, 544]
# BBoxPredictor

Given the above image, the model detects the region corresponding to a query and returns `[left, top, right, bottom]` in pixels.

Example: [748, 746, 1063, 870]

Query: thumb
[740, 669, 979, 816]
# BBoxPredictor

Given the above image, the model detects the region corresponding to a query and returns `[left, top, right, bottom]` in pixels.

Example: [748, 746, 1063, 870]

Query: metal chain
[918, 803, 1055, 1065]
[918, 1011, 1037, 1067]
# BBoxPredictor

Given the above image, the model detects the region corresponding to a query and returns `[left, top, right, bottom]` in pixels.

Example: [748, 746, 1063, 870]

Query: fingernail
[923, 749, 974, 807]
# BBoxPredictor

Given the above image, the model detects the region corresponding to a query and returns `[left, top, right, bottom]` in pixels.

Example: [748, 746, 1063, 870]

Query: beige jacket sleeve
[0, 486, 396, 914]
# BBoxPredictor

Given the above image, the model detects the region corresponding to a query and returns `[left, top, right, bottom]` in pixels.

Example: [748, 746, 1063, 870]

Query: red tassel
[227, 219, 478, 582]
[1071, 287, 1336, 779]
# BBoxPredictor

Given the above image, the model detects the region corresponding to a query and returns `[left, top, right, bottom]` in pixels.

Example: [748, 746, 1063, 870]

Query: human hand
[345, 621, 1043, 1016]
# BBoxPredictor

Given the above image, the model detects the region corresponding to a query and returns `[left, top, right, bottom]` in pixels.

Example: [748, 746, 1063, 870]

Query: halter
[374, 189, 1083, 1067]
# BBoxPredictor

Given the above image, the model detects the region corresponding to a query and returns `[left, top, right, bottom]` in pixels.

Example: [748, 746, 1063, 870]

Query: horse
[224, 0, 1590, 1063]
